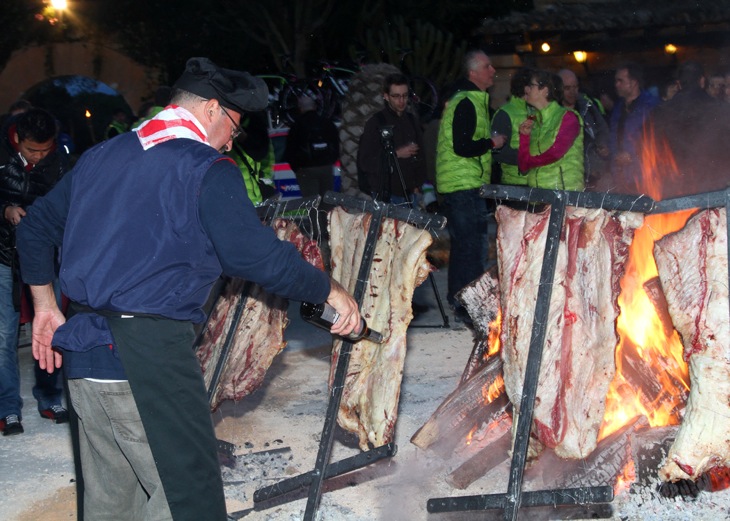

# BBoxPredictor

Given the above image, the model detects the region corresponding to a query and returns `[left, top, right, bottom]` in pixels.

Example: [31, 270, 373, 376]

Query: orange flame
[465, 424, 477, 446]
[482, 374, 505, 405]
[639, 120, 681, 200]
[486, 310, 502, 358]
[614, 456, 637, 496]
[599, 128, 692, 440]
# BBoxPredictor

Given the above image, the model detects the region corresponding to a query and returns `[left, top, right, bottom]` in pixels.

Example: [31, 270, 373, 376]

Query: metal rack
[252, 191, 446, 520]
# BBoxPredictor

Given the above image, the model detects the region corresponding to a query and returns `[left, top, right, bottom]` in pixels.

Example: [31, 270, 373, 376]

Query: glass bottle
[300, 301, 383, 343]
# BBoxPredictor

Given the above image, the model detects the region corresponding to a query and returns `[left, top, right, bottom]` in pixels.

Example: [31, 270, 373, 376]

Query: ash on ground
[221, 439, 295, 506]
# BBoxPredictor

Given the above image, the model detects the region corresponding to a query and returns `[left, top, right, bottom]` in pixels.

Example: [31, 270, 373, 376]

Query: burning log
[445, 413, 512, 490]
[535, 417, 646, 490]
[197, 219, 324, 410]
[653, 208, 730, 482]
[329, 207, 433, 450]
[619, 337, 688, 421]
[455, 266, 501, 384]
[642, 276, 675, 339]
[411, 356, 508, 456]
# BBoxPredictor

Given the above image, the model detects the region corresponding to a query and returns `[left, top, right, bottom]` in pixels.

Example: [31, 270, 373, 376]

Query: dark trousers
[442, 189, 490, 307]
[110, 315, 227, 521]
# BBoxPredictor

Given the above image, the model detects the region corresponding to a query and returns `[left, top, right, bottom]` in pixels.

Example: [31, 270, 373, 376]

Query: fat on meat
[497, 205, 643, 459]
[329, 207, 432, 450]
[197, 218, 324, 411]
[654, 208, 730, 481]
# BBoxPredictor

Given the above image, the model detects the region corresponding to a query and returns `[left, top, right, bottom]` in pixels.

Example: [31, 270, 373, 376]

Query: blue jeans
[0, 264, 63, 419]
[0, 263, 21, 418]
[442, 189, 490, 307]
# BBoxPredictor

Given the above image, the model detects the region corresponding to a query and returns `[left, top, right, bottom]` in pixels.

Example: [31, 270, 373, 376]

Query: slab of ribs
[654, 208, 730, 481]
[496, 205, 644, 459]
[328, 206, 432, 450]
[196, 218, 325, 411]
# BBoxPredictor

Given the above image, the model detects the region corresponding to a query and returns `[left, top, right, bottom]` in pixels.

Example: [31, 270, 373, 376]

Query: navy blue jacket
[17, 132, 330, 378]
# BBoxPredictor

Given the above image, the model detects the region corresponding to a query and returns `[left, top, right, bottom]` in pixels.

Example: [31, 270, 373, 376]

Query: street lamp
[573, 51, 588, 64]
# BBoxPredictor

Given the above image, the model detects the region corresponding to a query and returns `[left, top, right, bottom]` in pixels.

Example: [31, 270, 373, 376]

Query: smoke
[644, 85, 730, 200]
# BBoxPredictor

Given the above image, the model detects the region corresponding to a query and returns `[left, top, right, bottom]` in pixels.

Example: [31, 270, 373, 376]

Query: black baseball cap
[173, 57, 268, 114]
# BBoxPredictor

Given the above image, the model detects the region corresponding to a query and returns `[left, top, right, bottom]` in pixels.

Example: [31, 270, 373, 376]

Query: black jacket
[284, 111, 339, 171]
[357, 106, 426, 199]
[0, 119, 67, 267]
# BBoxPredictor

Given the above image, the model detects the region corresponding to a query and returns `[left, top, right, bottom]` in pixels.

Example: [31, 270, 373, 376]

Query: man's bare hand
[5, 206, 26, 226]
[326, 278, 360, 336]
[28, 284, 65, 373]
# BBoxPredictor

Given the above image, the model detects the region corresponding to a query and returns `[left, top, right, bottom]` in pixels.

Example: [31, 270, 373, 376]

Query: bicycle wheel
[280, 83, 324, 126]
[409, 76, 440, 123]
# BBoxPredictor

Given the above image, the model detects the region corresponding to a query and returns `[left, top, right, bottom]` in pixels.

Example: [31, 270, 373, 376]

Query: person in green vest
[517, 70, 584, 191]
[435, 50, 506, 324]
[491, 67, 535, 186]
[104, 109, 129, 140]
[227, 111, 275, 205]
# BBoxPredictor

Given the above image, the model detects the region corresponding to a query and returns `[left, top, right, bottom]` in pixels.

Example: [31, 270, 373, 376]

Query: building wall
[0, 42, 159, 115]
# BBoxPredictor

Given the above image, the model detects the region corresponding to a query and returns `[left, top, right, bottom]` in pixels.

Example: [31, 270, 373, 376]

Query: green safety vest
[526, 101, 584, 191]
[105, 120, 128, 140]
[436, 90, 491, 194]
[493, 96, 528, 186]
[228, 143, 274, 205]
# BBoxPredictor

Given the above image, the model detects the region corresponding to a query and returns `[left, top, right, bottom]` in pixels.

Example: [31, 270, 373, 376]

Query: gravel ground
[2, 269, 730, 520]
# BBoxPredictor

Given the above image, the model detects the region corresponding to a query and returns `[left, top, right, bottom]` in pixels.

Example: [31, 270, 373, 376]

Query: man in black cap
[16, 58, 360, 521]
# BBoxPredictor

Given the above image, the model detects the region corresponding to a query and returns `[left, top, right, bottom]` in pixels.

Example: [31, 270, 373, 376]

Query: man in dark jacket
[17, 57, 359, 521]
[357, 73, 426, 203]
[0, 107, 68, 436]
[285, 95, 339, 197]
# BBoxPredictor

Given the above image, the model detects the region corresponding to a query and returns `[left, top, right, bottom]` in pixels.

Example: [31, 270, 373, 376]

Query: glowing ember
[708, 466, 730, 492]
[614, 456, 637, 496]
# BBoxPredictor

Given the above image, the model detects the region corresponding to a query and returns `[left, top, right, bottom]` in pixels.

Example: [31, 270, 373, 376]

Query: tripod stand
[378, 125, 449, 327]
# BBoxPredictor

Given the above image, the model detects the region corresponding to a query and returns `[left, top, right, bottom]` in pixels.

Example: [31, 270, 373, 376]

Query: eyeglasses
[220, 106, 243, 140]
[528, 83, 544, 89]
[387, 93, 410, 100]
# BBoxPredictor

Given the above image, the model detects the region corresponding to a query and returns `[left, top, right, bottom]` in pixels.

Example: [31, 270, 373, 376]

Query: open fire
[414, 126, 730, 503]
[599, 124, 693, 441]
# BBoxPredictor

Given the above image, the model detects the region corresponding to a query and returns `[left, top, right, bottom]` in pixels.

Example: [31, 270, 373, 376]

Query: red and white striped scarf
[135, 105, 210, 150]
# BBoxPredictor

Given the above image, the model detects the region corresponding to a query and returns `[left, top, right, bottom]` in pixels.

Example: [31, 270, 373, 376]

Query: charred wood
[619, 338, 688, 419]
[446, 415, 512, 490]
[410, 356, 508, 456]
[642, 276, 675, 339]
[534, 417, 646, 490]
[455, 266, 501, 384]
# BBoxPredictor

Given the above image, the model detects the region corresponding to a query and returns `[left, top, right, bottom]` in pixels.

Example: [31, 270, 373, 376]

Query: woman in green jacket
[518, 70, 584, 191]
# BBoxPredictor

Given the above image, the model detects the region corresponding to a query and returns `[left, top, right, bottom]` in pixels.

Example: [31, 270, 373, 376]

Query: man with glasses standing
[558, 69, 609, 190]
[17, 57, 360, 521]
[357, 73, 426, 203]
[436, 50, 505, 325]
